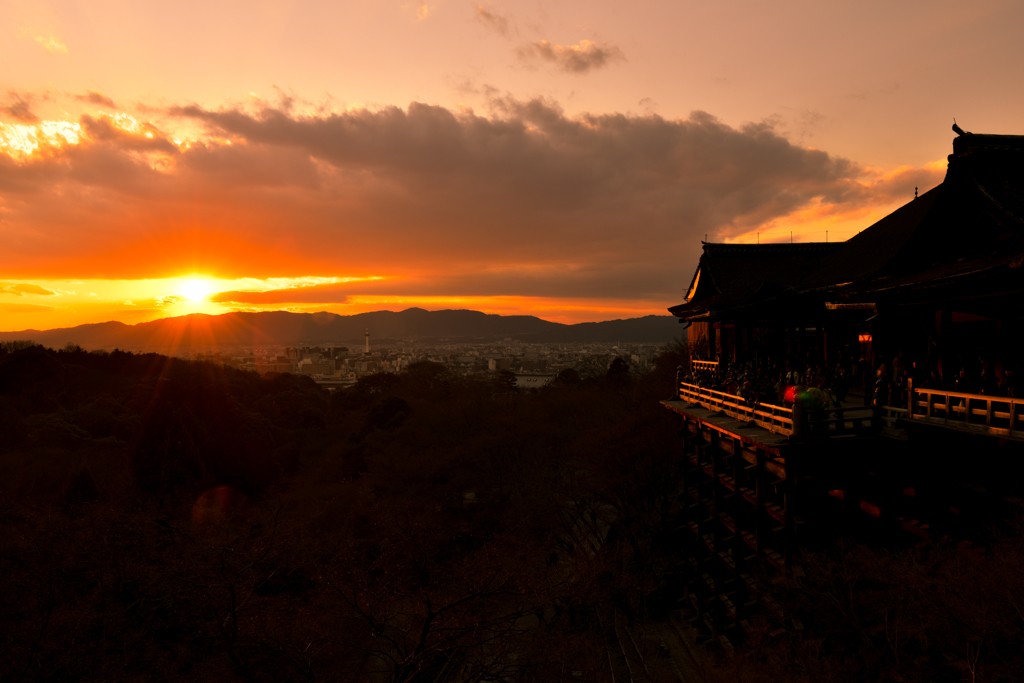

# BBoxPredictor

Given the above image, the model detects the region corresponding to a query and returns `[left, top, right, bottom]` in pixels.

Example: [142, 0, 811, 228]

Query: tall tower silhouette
[364, 329, 370, 355]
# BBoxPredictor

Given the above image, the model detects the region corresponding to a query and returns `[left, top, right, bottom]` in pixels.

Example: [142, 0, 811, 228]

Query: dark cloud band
[1, 96, 944, 302]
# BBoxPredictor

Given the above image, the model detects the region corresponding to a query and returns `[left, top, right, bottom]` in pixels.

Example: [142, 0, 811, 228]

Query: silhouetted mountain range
[0, 308, 683, 350]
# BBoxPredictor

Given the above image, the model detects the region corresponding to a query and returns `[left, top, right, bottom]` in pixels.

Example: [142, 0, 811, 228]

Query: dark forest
[2, 342, 1023, 682]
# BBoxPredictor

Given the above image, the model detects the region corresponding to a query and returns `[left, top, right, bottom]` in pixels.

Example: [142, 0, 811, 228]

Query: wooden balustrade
[677, 379, 876, 440]
[681, 376, 1024, 441]
[907, 381, 1024, 439]
[692, 359, 719, 374]
[805, 406, 876, 437]
[676, 367, 1024, 442]
[678, 381, 795, 435]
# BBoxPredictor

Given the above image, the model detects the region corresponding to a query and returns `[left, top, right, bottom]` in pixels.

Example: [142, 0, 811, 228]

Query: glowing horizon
[3, 1, 1019, 331]
[0, 274, 679, 331]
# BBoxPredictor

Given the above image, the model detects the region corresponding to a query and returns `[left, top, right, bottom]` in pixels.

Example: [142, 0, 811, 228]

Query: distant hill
[0, 308, 685, 350]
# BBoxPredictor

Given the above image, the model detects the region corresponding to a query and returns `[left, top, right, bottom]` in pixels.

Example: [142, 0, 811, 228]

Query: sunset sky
[2, 0, 1022, 331]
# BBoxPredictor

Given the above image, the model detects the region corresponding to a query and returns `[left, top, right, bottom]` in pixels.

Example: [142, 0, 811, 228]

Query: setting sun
[179, 278, 213, 302]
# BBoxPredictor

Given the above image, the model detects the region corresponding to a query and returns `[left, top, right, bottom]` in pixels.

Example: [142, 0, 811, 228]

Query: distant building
[515, 374, 554, 389]
[252, 359, 295, 376]
[296, 357, 335, 376]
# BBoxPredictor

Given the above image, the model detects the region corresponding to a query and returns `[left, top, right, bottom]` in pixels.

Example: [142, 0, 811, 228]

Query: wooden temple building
[659, 126, 1024, 652]
[674, 126, 1024, 377]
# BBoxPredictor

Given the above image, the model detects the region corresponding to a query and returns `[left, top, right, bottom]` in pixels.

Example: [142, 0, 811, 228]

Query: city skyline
[3, 0, 1023, 331]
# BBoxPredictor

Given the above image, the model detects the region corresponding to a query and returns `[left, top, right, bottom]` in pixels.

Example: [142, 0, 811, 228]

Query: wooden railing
[908, 382, 1024, 439]
[675, 374, 1024, 441]
[879, 406, 909, 440]
[692, 359, 719, 374]
[806, 406, 876, 437]
[678, 381, 795, 436]
[677, 378, 877, 440]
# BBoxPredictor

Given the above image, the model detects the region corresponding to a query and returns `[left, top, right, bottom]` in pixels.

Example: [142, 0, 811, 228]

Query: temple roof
[831, 128, 1024, 302]
[798, 185, 940, 289]
[669, 126, 1024, 321]
[668, 242, 842, 319]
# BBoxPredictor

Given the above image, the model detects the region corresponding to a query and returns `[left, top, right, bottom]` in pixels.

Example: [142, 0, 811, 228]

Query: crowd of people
[683, 352, 1019, 413]
[876, 355, 1017, 405]
[681, 357, 853, 411]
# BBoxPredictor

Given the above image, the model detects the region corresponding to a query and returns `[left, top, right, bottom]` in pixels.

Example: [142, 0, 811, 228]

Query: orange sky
[2, 0, 1022, 331]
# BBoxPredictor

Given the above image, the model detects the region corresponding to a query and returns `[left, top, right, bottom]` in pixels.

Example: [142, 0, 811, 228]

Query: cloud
[178, 137, 319, 188]
[403, 2, 433, 20]
[80, 114, 179, 154]
[31, 34, 67, 53]
[474, 3, 513, 37]
[0, 95, 946, 304]
[212, 287, 351, 304]
[75, 91, 118, 109]
[3, 92, 39, 123]
[155, 295, 186, 307]
[1, 283, 57, 296]
[518, 39, 625, 73]
[211, 265, 678, 303]
[0, 303, 55, 313]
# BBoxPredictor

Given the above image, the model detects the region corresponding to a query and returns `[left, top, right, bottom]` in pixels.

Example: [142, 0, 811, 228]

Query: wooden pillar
[921, 310, 932, 366]
[775, 324, 785, 370]
[754, 447, 763, 574]
[937, 309, 952, 388]
[791, 401, 805, 441]
[995, 318, 1005, 381]
[709, 323, 718, 362]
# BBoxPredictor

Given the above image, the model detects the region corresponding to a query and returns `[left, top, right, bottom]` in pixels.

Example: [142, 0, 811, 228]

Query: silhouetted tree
[494, 370, 518, 393]
[554, 367, 581, 386]
[606, 356, 630, 379]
